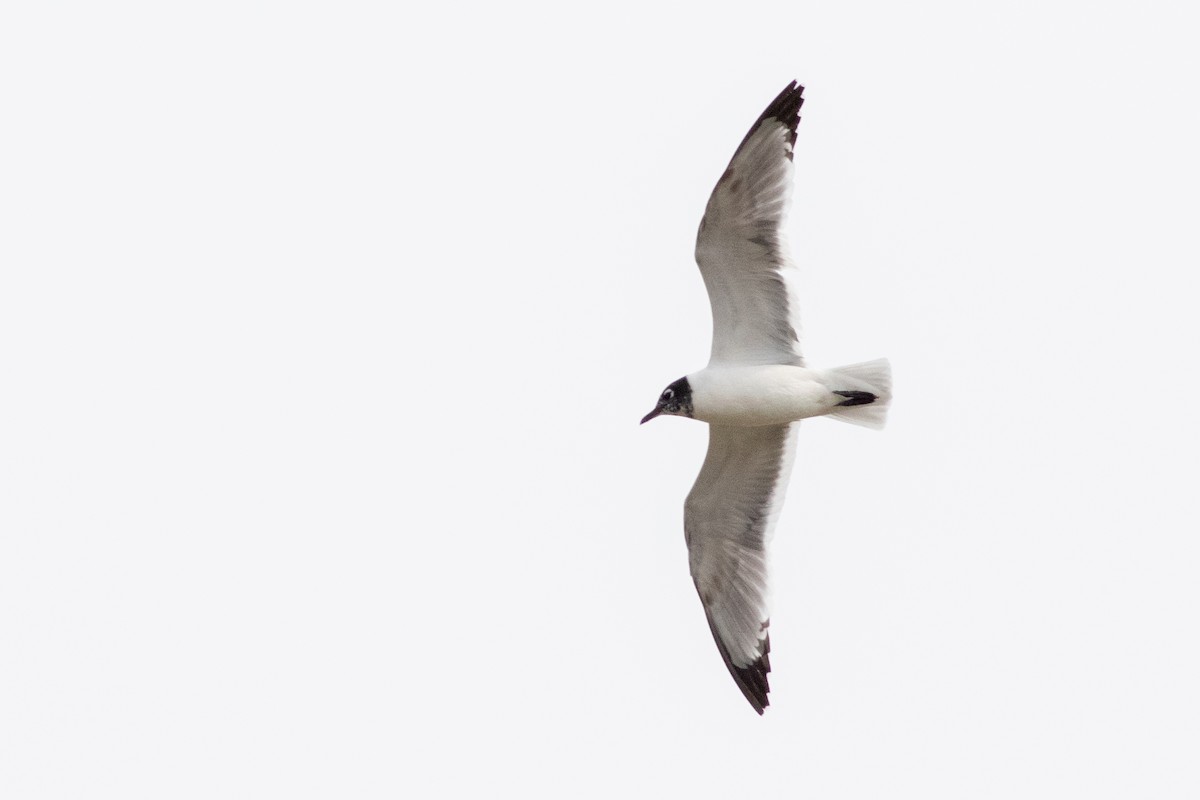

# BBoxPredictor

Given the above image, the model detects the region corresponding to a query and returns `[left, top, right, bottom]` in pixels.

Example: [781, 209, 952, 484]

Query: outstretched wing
[695, 81, 805, 368]
[684, 423, 799, 714]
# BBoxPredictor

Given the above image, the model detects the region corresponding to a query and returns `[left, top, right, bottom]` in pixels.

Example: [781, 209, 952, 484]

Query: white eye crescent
[662, 389, 674, 401]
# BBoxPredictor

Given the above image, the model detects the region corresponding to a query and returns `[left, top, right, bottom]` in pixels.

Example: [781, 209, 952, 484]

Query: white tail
[821, 358, 892, 429]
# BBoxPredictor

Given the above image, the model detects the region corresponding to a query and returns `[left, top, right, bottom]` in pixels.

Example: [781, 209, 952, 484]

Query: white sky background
[3, 1, 1199, 797]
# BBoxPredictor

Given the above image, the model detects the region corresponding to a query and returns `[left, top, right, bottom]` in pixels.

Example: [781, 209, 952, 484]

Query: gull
[641, 82, 891, 714]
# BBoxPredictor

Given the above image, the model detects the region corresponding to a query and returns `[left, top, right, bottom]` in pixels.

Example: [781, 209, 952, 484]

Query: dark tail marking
[835, 390, 877, 407]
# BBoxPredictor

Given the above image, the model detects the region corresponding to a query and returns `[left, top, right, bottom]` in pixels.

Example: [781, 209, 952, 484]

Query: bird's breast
[688, 366, 837, 426]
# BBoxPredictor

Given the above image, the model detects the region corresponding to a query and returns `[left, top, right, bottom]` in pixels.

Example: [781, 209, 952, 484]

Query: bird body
[641, 81, 891, 714]
[686, 362, 889, 427]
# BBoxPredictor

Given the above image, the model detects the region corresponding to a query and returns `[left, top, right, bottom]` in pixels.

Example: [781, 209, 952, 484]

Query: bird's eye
[662, 389, 674, 401]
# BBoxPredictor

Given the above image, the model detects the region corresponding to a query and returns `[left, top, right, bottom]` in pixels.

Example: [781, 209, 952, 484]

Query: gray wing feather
[685, 423, 799, 713]
[695, 81, 805, 368]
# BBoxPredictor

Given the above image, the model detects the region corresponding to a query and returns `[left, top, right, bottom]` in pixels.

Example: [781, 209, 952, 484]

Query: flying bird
[641, 82, 891, 714]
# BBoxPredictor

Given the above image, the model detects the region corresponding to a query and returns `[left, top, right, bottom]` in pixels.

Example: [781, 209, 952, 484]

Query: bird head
[641, 377, 693, 424]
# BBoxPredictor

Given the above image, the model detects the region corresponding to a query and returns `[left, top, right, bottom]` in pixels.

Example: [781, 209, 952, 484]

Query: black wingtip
[761, 80, 806, 129]
[736, 81, 805, 162]
[730, 637, 772, 715]
[703, 610, 772, 714]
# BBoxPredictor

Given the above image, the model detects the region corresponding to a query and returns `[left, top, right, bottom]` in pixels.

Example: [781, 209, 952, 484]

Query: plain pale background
[3, 1, 1198, 797]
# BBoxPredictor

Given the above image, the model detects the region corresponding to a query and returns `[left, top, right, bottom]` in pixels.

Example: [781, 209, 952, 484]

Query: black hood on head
[642, 375, 695, 424]
[660, 376, 694, 418]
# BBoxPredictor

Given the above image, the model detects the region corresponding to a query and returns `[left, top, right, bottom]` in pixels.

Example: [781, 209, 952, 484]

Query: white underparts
[686, 360, 892, 428]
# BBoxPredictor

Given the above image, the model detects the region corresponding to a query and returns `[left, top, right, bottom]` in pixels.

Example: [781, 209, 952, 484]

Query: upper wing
[695, 81, 805, 368]
[684, 423, 799, 714]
